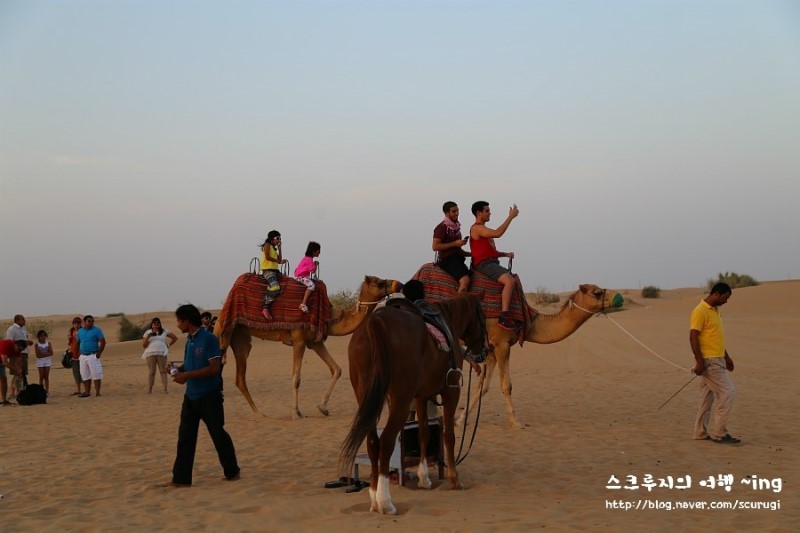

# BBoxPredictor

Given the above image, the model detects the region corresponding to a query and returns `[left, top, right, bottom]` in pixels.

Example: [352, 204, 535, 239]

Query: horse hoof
[317, 404, 330, 416]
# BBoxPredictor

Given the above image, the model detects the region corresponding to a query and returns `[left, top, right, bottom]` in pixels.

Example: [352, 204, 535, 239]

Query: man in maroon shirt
[1, 339, 27, 405]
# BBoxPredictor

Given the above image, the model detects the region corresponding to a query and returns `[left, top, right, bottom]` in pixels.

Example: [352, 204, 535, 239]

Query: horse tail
[338, 314, 391, 473]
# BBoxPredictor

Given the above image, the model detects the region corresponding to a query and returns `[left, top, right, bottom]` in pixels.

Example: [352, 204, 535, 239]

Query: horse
[339, 293, 488, 515]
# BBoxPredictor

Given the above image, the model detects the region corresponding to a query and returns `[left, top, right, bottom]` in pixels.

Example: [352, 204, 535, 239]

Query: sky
[1, 0, 799, 318]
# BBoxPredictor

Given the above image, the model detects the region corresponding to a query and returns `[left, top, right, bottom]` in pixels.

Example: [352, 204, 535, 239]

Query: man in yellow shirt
[690, 282, 739, 444]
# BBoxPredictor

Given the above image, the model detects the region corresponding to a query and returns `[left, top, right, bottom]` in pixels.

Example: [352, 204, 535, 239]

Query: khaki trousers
[693, 357, 736, 440]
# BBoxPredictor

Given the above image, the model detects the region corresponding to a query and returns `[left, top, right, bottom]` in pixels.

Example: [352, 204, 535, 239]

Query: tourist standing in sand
[1, 339, 27, 405]
[432, 201, 471, 293]
[5, 314, 34, 391]
[142, 317, 178, 394]
[167, 304, 240, 487]
[67, 317, 83, 396]
[77, 315, 105, 397]
[690, 282, 740, 444]
[34, 329, 53, 395]
[469, 201, 520, 330]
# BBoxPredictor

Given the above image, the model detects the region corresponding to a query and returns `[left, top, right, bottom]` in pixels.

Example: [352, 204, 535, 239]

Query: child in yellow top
[260, 230, 288, 320]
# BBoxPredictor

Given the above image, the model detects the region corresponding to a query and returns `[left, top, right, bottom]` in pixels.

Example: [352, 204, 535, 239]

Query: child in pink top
[294, 241, 321, 313]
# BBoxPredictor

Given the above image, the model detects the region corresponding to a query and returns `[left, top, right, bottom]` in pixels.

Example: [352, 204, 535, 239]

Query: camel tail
[338, 316, 391, 474]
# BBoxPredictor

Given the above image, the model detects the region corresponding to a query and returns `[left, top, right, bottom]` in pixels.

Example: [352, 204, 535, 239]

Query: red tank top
[469, 227, 500, 266]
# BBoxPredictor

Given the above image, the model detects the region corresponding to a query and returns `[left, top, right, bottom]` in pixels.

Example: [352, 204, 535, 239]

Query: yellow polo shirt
[260, 246, 280, 271]
[690, 300, 726, 358]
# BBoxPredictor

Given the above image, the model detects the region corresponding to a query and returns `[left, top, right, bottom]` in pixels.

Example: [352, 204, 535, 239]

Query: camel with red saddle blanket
[214, 274, 401, 418]
[412, 263, 623, 428]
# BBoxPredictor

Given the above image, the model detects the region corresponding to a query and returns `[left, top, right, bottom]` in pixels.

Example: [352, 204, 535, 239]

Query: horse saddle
[384, 298, 455, 353]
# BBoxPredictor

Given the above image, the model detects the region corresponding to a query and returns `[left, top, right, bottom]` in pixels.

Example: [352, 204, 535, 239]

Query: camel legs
[308, 341, 342, 417]
[494, 343, 523, 429]
[230, 327, 260, 415]
[457, 355, 496, 427]
[290, 341, 308, 419]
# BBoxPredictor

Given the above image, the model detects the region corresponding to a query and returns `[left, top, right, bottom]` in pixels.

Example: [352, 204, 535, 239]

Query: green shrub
[706, 272, 759, 290]
[530, 287, 560, 305]
[329, 288, 358, 310]
[118, 315, 147, 342]
[105, 312, 124, 318]
[641, 286, 661, 298]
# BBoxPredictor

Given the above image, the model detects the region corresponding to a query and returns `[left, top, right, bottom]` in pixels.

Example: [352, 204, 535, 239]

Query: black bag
[61, 349, 72, 369]
[17, 383, 47, 405]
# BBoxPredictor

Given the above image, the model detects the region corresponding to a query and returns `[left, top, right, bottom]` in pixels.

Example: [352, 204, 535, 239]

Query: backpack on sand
[17, 383, 47, 405]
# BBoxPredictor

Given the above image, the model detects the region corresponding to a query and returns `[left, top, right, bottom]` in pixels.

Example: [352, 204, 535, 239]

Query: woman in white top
[142, 317, 178, 394]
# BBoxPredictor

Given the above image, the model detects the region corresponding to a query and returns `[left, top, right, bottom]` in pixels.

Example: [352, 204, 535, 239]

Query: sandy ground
[2, 281, 797, 531]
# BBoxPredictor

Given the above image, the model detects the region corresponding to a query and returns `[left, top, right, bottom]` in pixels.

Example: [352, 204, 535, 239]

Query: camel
[463, 283, 623, 428]
[413, 264, 622, 428]
[214, 275, 401, 418]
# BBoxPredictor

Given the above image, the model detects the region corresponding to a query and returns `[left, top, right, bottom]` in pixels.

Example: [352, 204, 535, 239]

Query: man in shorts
[0, 339, 27, 405]
[469, 201, 520, 330]
[432, 201, 471, 293]
[5, 314, 33, 390]
[76, 315, 106, 397]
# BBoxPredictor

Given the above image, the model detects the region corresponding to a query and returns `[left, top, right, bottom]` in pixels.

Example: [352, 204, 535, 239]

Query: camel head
[567, 284, 624, 313]
[357, 276, 402, 308]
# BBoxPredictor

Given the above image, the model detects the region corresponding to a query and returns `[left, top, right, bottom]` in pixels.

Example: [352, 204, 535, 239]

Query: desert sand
[2, 281, 798, 531]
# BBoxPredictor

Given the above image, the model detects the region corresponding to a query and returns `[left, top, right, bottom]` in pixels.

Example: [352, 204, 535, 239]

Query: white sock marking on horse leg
[417, 461, 432, 489]
[369, 487, 378, 513]
[376, 474, 396, 515]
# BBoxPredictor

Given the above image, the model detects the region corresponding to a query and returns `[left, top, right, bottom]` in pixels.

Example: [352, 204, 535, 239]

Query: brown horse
[339, 293, 488, 515]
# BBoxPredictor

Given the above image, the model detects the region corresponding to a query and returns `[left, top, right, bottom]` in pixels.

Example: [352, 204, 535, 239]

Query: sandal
[299, 304, 309, 313]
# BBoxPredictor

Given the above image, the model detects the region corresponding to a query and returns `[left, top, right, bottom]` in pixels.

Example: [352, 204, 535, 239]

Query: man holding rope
[690, 282, 740, 444]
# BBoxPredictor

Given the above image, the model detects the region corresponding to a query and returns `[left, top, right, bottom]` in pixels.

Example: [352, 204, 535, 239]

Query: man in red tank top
[469, 201, 520, 330]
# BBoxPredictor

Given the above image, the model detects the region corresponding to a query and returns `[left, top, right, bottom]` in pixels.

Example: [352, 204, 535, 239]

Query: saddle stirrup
[446, 368, 463, 388]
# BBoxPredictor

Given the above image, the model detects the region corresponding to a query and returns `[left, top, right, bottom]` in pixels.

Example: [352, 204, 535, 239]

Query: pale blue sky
[1, 0, 799, 317]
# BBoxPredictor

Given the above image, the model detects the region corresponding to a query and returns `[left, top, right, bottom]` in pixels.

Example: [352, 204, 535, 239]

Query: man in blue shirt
[167, 304, 240, 487]
[76, 315, 106, 397]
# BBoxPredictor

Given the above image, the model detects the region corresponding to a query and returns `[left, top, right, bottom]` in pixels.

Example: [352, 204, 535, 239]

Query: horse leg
[375, 410, 406, 515]
[456, 353, 496, 427]
[441, 389, 463, 489]
[290, 338, 307, 419]
[414, 398, 433, 489]
[494, 343, 522, 428]
[231, 328, 261, 415]
[308, 341, 341, 417]
[366, 427, 380, 512]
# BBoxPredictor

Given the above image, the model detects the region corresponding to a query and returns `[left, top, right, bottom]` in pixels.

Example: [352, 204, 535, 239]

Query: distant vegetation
[329, 288, 358, 310]
[641, 286, 661, 298]
[0, 319, 54, 336]
[706, 272, 759, 290]
[529, 287, 561, 305]
[118, 315, 147, 342]
[105, 312, 125, 318]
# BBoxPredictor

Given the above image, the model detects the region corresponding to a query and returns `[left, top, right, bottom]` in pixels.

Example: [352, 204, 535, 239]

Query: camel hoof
[317, 404, 330, 416]
[292, 410, 304, 419]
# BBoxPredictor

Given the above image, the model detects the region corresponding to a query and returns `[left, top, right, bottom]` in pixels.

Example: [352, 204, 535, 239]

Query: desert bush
[105, 312, 124, 318]
[530, 287, 560, 305]
[706, 272, 759, 290]
[641, 286, 661, 298]
[0, 319, 53, 336]
[118, 315, 147, 342]
[329, 288, 358, 310]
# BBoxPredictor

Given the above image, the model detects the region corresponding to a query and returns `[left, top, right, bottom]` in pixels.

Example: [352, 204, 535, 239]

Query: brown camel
[460, 283, 623, 428]
[214, 275, 401, 418]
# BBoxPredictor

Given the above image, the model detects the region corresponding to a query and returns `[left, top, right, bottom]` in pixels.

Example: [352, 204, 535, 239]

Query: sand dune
[2, 281, 798, 530]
